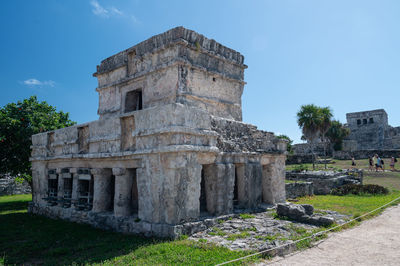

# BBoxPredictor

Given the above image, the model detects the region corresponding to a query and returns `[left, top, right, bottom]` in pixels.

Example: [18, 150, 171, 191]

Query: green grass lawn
[290, 159, 400, 218]
[296, 192, 400, 217]
[0, 194, 257, 265]
[287, 159, 400, 191]
[287, 158, 399, 172]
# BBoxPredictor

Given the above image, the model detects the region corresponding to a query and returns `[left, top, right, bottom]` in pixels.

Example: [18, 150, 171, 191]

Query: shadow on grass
[0, 199, 30, 213]
[0, 211, 163, 265]
[0, 196, 258, 265]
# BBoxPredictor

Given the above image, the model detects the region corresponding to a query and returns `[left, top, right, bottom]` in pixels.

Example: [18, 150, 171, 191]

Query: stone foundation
[286, 170, 363, 195]
[285, 182, 313, 199]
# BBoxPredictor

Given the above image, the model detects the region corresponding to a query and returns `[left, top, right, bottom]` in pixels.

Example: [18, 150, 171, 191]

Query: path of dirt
[262, 204, 400, 266]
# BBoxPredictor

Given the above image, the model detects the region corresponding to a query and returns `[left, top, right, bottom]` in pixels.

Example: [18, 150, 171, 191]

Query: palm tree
[297, 104, 322, 170]
[319, 107, 333, 169]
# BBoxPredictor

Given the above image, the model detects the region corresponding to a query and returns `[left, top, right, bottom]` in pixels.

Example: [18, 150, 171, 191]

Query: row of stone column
[53, 167, 136, 217]
[201, 160, 285, 216]
[91, 168, 134, 217]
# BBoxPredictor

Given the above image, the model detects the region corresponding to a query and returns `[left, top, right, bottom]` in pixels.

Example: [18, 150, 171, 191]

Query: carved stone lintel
[69, 168, 77, 174]
[112, 167, 126, 176]
[91, 168, 110, 176]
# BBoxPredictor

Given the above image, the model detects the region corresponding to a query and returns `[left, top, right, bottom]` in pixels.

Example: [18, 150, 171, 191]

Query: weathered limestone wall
[344, 109, 400, 151]
[285, 182, 313, 199]
[137, 152, 203, 224]
[211, 117, 285, 153]
[291, 143, 327, 156]
[286, 170, 363, 195]
[262, 156, 286, 204]
[95, 27, 246, 121]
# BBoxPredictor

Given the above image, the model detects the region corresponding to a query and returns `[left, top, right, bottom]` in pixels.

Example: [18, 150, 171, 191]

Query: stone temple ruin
[342, 109, 400, 151]
[29, 27, 287, 237]
[291, 109, 400, 161]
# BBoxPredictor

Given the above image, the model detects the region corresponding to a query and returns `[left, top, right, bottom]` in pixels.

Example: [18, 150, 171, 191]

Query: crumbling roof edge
[93, 26, 246, 76]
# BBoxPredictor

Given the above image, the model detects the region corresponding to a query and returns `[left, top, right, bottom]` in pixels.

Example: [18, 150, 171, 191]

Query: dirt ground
[262, 204, 400, 266]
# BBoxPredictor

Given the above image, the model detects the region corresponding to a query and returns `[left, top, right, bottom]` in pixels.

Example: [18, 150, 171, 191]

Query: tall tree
[319, 107, 333, 169]
[326, 120, 350, 152]
[0, 96, 76, 187]
[297, 104, 322, 170]
[297, 104, 333, 169]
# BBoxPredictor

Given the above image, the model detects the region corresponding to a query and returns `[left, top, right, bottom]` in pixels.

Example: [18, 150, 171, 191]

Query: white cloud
[91, 0, 109, 17]
[90, 1, 124, 18]
[23, 78, 55, 87]
[110, 7, 123, 16]
[131, 15, 139, 24]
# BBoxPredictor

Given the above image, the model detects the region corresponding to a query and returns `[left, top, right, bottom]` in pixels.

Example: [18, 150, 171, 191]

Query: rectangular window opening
[125, 89, 143, 113]
[77, 177, 93, 211]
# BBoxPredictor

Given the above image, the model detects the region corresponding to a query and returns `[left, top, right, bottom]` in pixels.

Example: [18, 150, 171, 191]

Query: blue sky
[1, 0, 399, 143]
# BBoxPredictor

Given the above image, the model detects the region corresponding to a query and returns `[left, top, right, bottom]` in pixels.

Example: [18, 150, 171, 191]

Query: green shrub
[208, 227, 226, 236]
[179, 234, 189, 240]
[292, 164, 308, 172]
[331, 184, 389, 196]
[239, 213, 255, 219]
[226, 232, 250, 241]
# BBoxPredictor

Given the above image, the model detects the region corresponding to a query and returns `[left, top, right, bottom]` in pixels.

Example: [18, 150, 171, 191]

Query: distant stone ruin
[28, 27, 287, 238]
[0, 175, 31, 196]
[286, 169, 363, 195]
[291, 109, 400, 161]
[343, 109, 400, 151]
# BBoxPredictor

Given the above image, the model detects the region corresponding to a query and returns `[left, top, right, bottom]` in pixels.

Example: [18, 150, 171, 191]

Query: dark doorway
[110, 175, 115, 212]
[131, 169, 138, 214]
[63, 178, 73, 207]
[233, 166, 239, 206]
[200, 168, 207, 213]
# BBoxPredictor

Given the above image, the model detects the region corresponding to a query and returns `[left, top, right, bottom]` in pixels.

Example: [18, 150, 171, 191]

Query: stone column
[112, 167, 133, 217]
[262, 164, 275, 204]
[244, 163, 263, 208]
[56, 168, 63, 206]
[37, 165, 48, 205]
[70, 168, 79, 203]
[31, 168, 40, 204]
[91, 168, 113, 212]
[273, 156, 286, 203]
[203, 163, 235, 215]
[262, 156, 286, 204]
